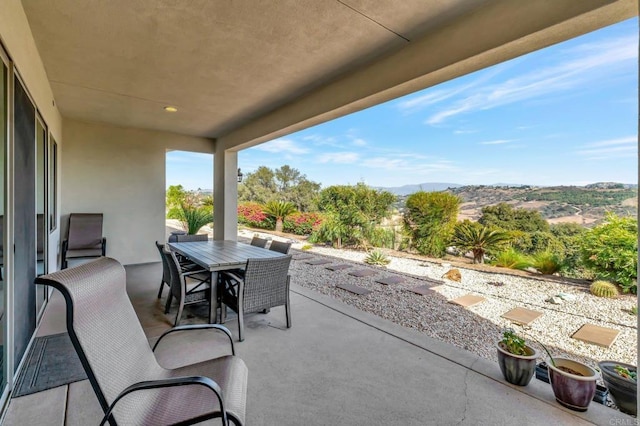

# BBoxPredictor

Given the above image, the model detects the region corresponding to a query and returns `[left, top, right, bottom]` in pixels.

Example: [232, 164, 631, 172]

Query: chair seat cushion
[64, 248, 103, 259]
[113, 355, 248, 425]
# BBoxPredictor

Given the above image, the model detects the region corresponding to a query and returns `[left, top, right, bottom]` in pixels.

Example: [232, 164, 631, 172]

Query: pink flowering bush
[237, 203, 274, 229]
[283, 212, 323, 235]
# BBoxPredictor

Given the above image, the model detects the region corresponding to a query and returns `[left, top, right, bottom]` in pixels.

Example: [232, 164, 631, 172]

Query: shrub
[590, 280, 619, 298]
[301, 244, 313, 251]
[283, 212, 323, 235]
[581, 213, 637, 293]
[491, 248, 531, 270]
[180, 202, 212, 235]
[452, 221, 510, 264]
[403, 191, 460, 257]
[364, 250, 390, 266]
[365, 226, 396, 249]
[531, 251, 562, 275]
[264, 200, 297, 232]
[237, 203, 273, 229]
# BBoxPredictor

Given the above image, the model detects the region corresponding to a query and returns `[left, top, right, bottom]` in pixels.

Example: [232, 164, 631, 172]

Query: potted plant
[496, 329, 539, 386]
[537, 343, 598, 412]
[598, 361, 637, 415]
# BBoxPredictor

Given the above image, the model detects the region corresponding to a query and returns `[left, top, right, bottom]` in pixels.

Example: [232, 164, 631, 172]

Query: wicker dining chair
[220, 255, 292, 341]
[35, 257, 247, 426]
[175, 234, 209, 242]
[249, 236, 269, 248]
[268, 240, 291, 254]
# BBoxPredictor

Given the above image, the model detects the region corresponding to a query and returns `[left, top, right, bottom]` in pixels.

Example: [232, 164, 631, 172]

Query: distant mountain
[376, 182, 462, 196]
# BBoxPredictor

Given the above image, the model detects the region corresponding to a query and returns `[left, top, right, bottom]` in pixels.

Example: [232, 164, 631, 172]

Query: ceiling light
[164, 106, 178, 112]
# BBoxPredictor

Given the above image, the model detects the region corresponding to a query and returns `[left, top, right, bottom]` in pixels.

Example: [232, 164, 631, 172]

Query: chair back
[242, 255, 292, 313]
[155, 241, 170, 285]
[268, 240, 291, 254]
[35, 258, 163, 422]
[175, 234, 208, 242]
[165, 250, 187, 302]
[249, 236, 268, 248]
[67, 213, 104, 250]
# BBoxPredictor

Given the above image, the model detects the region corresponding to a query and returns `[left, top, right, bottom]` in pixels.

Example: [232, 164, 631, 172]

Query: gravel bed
[239, 230, 637, 369]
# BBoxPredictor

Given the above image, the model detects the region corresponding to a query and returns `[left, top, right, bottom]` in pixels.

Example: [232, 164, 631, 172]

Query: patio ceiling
[21, 0, 636, 148]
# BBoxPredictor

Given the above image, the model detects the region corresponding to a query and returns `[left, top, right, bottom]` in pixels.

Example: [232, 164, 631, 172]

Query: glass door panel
[35, 118, 46, 316]
[0, 56, 7, 389]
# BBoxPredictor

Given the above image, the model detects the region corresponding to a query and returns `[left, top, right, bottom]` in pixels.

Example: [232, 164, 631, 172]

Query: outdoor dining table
[168, 239, 287, 323]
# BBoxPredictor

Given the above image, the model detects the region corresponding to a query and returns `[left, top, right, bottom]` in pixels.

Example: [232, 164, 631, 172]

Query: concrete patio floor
[2, 259, 635, 425]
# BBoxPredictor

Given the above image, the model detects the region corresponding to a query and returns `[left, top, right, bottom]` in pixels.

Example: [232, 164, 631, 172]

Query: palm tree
[180, 202, 212, 234]
[264, 201, 297, 233]
[452, 221, 510, 264]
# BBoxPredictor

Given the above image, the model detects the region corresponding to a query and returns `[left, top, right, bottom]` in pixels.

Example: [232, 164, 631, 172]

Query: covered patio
[4, 255, 633, 424]
[0, 0, 637, 422]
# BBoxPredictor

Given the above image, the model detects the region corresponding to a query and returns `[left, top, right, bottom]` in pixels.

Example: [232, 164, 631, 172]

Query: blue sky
[168, 18, 638, 190]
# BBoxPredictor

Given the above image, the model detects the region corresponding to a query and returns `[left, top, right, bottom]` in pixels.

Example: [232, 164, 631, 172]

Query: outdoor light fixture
[237, 168, 243, 183]
[164, 106, 178, 112]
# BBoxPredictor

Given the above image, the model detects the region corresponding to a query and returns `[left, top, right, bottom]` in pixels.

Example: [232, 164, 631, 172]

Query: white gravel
[239, 230, 638, 370]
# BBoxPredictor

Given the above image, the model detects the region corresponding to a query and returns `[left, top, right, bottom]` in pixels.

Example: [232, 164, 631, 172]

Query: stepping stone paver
[349, 269, 377, 277]
[501, 307, 543, 326]
[336, 283, 372, 295]
[449, 294, 486, 307]
[571, 324, 620, 348]
[293, 254, 313, 260]
[326, 264, 353, 271]
[306, 258, 332, 265]
[375, 276, 405, 285]
[407, 285, 434, 295]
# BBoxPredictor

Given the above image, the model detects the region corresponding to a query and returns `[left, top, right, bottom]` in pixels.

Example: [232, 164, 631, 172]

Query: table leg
[210, 271, 218, 324]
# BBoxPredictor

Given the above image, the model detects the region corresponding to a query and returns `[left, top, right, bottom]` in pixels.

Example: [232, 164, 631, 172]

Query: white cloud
[577, 135, 637, 159]
[352, 138, 367, 147]
[454, 129, 478, 135]
[317, 152, 360, 164]
[254, 138, 309, 155]
[426, 34, 637, 125]
[582, 136, 636, 148]
[479, 139, 515, 145]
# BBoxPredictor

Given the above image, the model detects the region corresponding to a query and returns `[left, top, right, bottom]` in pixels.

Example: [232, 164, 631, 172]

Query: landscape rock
[546, 296, 563, 305]
[442, 269, 462, 282]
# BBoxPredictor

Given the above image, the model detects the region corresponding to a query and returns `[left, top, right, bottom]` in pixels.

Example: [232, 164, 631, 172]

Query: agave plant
[452, 221, 510, 264]
[264, 201, 297, 232]
[492, 247, 531, 270]
[180, 202, 212, 234]
[531, 251, 562, 275]
[365, 250, 390, 266]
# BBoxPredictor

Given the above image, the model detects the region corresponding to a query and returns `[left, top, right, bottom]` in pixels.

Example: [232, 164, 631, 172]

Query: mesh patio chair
[61, 213, 106, 269]
[220, 255, 292, 341]
[249, 236, 268, 248]
[35, 257, 247, 426]
[155, 241, 203, 299]
[268, 240, 291, 254]
[176, 234, 209, 242]
[164, 250, 213, 326]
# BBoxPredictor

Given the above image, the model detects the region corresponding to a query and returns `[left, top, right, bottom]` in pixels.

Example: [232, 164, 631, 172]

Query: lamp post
[237, 168, 243, 183]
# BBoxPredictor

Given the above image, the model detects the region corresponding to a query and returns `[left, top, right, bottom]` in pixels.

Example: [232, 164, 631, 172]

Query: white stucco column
[213, 146, 238, 241]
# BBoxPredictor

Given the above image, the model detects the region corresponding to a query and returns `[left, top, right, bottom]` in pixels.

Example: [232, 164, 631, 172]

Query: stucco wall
[61, 119, 214, 265]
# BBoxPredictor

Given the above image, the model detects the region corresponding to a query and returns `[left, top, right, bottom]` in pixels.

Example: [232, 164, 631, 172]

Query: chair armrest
[221, 271, 243, 283]
[152, 324, 235, 355]
[182, 268, 210, 277]
[99, 375, 228, 426]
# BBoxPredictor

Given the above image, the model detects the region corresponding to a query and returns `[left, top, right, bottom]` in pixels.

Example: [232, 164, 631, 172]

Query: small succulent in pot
[496, 329, 538, 386]
[598, 361, 637, 415]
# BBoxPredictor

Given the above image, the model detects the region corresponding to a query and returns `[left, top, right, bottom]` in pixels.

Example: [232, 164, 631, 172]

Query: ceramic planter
[547, 358, 598, 412]
[598, 361, 637, 416]
[496, 342, 539, 386]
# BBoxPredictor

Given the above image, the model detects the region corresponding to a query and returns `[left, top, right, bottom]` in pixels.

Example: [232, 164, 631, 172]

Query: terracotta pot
[496, 342, 538, 386]
[598, 361, 637, 415]
[548, 358, 598, 412]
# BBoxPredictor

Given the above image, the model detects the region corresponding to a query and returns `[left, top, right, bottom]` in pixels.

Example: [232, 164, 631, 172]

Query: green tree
[238, 165, 320, 211]
[264, 200, 297, 232]
[403, 191, 460, 257]
[310, 183, 395, 248]
[166, 184, 187, 219]
[452, 221, 510, 264]
[479, 203, 549, 233]
[580, 213, 637, 293]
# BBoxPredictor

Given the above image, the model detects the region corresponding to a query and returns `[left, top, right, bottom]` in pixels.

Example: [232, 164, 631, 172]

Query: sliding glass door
[0, 50, 8, 393]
